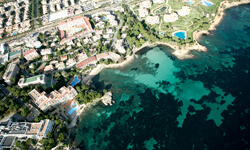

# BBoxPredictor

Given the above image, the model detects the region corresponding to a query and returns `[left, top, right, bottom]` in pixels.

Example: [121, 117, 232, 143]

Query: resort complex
[0, 0, 249, 149]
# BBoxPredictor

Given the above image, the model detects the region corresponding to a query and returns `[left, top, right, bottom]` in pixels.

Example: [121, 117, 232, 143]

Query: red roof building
[60, 55, 68, 61]
[58, 16, 93, 45]
[23, 49, 40, 61]
[60, 30, 66, 39]
[76, 56, 97, 68]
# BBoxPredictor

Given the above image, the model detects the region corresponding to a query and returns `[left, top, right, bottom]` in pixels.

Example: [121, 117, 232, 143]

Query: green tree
[20, 142, 28, 150]
[26, 138, 32, 145]
[61, 71, 69, 78]
[81, 85, 89, 91]
[49, 138, 55, 145]
[21, 106, 30, 117]
[15, 141, 20, 147]
[58, 133, 66, 142]
[10, 77, 16, 85]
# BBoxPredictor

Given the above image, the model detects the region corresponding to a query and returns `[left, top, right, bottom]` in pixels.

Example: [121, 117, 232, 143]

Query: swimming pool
[12, 32, 17, 36]
[187, 1, 193, 4]
[156, 6, 167, 14]
[68, 107, 77, 115]
[173, 31, 186, 39]
[71, 76, 80, 86]
[75, 28, 82, 32]
[103, 17, 106, 20]
[9, 50, 21, 57]
[202, 0, 213, 6]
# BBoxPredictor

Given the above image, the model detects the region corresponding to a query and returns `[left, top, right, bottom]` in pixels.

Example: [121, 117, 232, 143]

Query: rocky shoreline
[74, 0, 250, 127]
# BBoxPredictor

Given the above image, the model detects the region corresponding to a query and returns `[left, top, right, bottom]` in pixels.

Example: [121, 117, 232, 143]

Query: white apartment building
[178, 6, 191, 16]
[145, 15, 160, 25]
[40, 48, 52, 55]
[153, 0, 165, 3]
[139, 7, 149, 18]
[66, 58, 76, 67]
[115, 39, 126, 54]
[55, 62, 65, 70]
[2, 63, 19, 85]
[0, 43, 10, 55]
[164, 13, 179, 22]
[140, 0, 152, 8]
[29, 86, 78, 112]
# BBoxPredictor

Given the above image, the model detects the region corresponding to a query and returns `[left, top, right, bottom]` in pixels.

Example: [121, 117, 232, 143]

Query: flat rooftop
[38, 119, 49, 136]
[2, 136, 16, 147]
[20, 74, 45, 84]
[9, 50, 21, 57]
[26, 122, 43, 135]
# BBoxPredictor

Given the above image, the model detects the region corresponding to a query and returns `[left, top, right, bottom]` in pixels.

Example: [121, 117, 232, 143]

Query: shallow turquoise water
[74, 4, 250, 150]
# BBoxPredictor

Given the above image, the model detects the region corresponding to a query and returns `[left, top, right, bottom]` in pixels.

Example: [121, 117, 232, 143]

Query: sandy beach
[81, 55, 135, 85]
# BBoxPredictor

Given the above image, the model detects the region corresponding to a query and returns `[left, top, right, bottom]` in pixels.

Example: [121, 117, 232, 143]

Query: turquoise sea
[74, 4, 250, 150]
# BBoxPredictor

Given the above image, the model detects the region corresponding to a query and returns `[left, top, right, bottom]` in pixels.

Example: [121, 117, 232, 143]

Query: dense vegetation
[0, 96, 30, 119]
[75, 84, 104, 104]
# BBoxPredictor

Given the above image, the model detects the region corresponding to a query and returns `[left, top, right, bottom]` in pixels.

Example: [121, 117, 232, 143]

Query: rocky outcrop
[101, 92, 115, 106]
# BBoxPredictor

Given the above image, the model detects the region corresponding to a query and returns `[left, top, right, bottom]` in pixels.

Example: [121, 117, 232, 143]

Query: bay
[74, 4, 250, 150]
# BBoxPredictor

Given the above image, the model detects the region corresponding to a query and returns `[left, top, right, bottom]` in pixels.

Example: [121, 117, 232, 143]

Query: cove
[73, 4, 250, 150]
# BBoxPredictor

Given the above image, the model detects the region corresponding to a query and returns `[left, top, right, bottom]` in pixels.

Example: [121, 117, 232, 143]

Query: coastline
[193, 0, 250, 40]
[76, 0, 250, 125]
[208, 0, 250, 31]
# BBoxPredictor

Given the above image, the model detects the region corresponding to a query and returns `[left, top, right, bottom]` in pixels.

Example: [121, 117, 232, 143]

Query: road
[0, 1, 125, 43]
[110, 15, 123, 49]
[0, 84, 10, 96]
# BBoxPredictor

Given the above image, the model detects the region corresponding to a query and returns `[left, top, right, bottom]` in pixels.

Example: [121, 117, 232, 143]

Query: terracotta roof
[24, 49, 36, 57]
[96, 52, 109, 60]
[62, 99, 73, 108]
[60, 55, 67, 61]
[76, 56, 97, 68]
[60, 30, 65, 39]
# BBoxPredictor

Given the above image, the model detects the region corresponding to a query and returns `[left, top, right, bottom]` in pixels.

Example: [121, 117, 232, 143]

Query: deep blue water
[74, 4, 250, 150]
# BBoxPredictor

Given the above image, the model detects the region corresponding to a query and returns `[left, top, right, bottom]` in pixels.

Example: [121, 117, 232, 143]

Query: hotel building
[28, 86, 78, 112]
